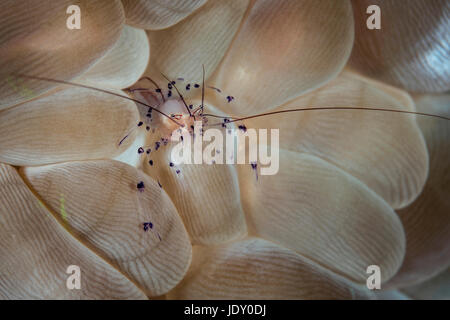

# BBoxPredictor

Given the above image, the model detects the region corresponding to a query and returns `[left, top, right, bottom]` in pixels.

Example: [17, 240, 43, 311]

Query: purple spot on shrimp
[137, 181, 145, 191]
[149, 159, 153, 166]
[251, 162, 258, 181]
[157, 180, 162, 188]
[238, 125, 247, 133]
[194, 84, 200, 88]
[137, 121, 143, 127]
[138, 147, 144, 154]
[143, 222, 153, 232]
[155, 141, 161, 150]
[169, 162, 174, 167]
[176, 169, 180, 174]
[226, 96, 234, 103]
[146, 148, 151, 154]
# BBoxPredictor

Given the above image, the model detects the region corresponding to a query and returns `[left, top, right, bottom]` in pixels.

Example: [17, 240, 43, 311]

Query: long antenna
[17, 75, 449, 131]
[201, 64, 205, 115]
[192, 65, 206, 116]
[15, 74, 184, 127]
[204, 106, 450, 127]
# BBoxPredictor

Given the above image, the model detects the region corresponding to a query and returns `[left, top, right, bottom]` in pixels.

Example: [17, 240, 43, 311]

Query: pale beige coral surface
[0, 0, 448, 299]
